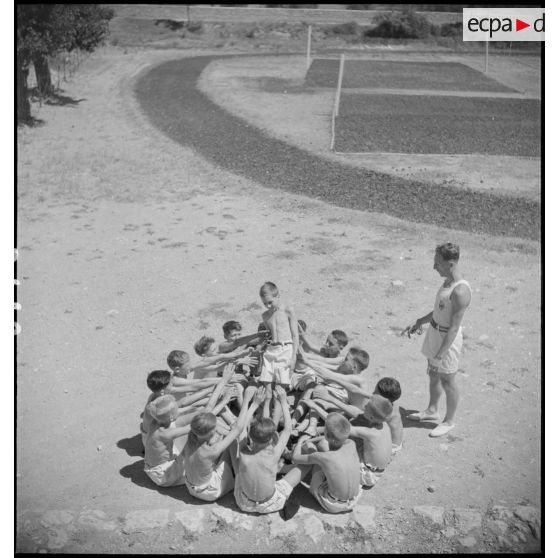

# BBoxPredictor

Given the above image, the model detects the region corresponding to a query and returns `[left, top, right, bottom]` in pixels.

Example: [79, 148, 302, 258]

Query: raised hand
[244, 385, 257, 401]
[401, 322, 422, 338]
[223, 362, 236, 380]
[236, 356, 258, 367]
[275, 385, 287, 402]
[254, 386, 267, 405]
[312, 385, 330, 401]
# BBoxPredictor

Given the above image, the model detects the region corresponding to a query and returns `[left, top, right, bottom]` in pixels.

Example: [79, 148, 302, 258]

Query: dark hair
[331, 329, 349, 349]
[298, 319, 307, 332]
[348, 347, 370, 372]
[375, 377, 402, 402]
[257, 322, 269, 332]
[435, 242, 460, 262]
[146, 370, 171, 392]
[249, 417, 276, 444]
[194, 336, 215, 356]
[222, 320, 242, 337]
[167, 350, 189, 370]
[259, 281, 279, 297]
[320, 346, 340, 358]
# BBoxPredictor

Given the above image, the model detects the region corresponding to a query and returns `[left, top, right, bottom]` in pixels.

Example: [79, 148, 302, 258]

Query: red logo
[516, 18, 530, 31]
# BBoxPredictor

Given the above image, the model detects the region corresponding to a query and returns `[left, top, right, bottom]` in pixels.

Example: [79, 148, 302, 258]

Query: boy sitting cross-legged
[231, 385, 311, 514]
[291, 412, 362, 513]
[183, 366, 266, 502]
[374, 377, 403, 455]
[140, 370, 171, 451]
[143, 394, 197, 487]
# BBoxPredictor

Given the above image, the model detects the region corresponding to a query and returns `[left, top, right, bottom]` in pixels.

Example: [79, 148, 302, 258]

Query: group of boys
[139, 282, 403, 516]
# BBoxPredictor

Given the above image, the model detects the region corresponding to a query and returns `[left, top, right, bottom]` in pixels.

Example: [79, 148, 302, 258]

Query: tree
[17, 4, 113, 123]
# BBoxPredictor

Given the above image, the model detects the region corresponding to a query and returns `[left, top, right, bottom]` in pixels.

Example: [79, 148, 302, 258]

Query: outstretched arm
[287, 307, 299, 374]
[170, 377, 221, 393]
[313, 389, 364, 419]
[306, 360, 369, 397]
[176, 385, 215, 408]
[274, 386, 293, 457]
[401, 311, 433, 338]
[204, 364, 235, 412]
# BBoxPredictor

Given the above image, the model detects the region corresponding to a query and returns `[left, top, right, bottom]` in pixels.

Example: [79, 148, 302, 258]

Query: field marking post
[484, 40, 488, 73]
[334, 54, 345, 117]
[306, 25, 312, 70]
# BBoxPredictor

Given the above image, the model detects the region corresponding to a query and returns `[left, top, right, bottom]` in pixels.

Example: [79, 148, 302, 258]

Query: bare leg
[219, 405, 236, 426]
[427, 369, 443, 414]
[440, 373, 459, 424]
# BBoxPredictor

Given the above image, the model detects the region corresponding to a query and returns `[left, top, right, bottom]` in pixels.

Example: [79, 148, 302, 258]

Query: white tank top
[432, 279, 471, 328]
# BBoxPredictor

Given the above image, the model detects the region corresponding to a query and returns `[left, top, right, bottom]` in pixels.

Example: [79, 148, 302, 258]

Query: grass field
[306, 59, 518, 92]
[335, 93, 541, 156]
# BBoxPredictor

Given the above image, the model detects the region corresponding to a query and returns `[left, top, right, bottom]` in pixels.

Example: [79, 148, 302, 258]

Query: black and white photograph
[16, 3, 542, 554]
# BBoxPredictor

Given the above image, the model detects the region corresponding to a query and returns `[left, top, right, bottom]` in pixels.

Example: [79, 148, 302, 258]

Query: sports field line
[335, 87, 537, 99]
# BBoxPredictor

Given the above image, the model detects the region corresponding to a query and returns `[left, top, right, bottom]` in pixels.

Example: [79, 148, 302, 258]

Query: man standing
[401, 243, 472, 437]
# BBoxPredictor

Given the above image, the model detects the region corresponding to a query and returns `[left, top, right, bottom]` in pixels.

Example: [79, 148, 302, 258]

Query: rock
[427, 485, 435, 493]
[351, 505, 376, 530]
[491, 506, 513, 521]
[442, 527, 457, 538]
[458, 535, 477, 549]
[77, 510, 117, 532]
[513, 505, 540, 528]
[175, 509, 206, 535]
[237, 517, 254, 531]
[486, 519, 508, 536]
[391, 280, 404, 287]
[412, 505, 445, 526]
[41, 510, 74, 526]
[106, 309, 118, 316]
[453, 508, 483, 533]
[211, 508, 236, 526]
[97, 445, 102, 451]
[45, 527, 69, 550]
[303, 514, 325, 544]
[269, 513, 298, 538]
[124, 509, 169, 531]
[439, 444, 449, 452]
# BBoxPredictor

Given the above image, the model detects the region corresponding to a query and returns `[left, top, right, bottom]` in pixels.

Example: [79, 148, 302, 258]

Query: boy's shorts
[260, 344, 292, 385]
[359, 462, 385, 488]
[185, 459, 234, 502]
[310, 469, 362, 513]
[144, 454, 186, 487]
[234, 478, 293, 514]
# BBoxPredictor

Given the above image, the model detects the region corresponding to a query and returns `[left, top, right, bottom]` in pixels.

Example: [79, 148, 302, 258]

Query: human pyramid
[140, 281, 403, 515]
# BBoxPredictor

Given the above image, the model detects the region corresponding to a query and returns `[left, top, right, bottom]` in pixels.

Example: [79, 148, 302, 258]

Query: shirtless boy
[192, 336, 254, 379]
[143, 394, 197, 487]
[183, 369, 265, 501]
[374, 377, 403, 454]
[291, 413, 362, 513]
[259, 282, 299, 422]
[140, 370, 171, 450]
[232, 386, 310, 514]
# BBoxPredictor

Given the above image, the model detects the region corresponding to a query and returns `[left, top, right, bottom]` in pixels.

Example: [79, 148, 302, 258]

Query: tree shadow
[44, 92, 86, 106]
[17, 116, 45, 128]
[400, 406, 438, 431]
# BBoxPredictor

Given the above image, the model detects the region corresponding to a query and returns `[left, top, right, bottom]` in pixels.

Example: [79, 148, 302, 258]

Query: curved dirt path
[135, 55, 540, 241]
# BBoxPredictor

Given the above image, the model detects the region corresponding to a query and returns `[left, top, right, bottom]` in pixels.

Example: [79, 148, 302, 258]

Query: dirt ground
[16, 45, 541, 553]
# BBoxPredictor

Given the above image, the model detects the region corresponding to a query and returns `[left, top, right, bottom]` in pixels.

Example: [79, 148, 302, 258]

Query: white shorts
[144, 454, 186, 487]
[310, 469, 362, 513]
[234, 478, 293, 514]
[185, 459, 234, 502]
[359, 462, 385, 488]
[421, 326, 462, 374]
[260, 344, 292, 385]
